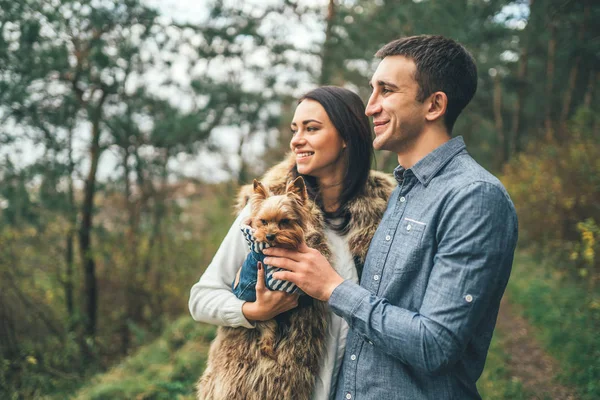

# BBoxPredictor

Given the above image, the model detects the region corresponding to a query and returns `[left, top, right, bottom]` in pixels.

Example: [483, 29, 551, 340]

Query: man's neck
[397, 128, 451, 169]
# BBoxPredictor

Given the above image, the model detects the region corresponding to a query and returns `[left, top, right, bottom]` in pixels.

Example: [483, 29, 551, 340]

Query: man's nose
[365, 94, 381, 117]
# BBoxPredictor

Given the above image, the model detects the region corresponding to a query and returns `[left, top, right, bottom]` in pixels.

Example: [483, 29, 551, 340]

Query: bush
[501, 109, 600, 283]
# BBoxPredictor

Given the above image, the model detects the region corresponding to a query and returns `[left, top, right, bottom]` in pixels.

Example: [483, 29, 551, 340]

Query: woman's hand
[242, 262, 299, 322]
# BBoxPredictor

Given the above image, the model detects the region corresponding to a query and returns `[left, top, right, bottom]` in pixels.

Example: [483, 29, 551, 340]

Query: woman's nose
[290, 131, 305, 148]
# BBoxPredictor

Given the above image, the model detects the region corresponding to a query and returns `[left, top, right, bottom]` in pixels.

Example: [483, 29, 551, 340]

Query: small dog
[232, 176, 309, 358]
[197, 176, 330, 400]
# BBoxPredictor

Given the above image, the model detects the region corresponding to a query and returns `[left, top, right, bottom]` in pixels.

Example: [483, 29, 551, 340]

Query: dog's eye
[260, 219, 267, 225]
[280, 219, 290, 226]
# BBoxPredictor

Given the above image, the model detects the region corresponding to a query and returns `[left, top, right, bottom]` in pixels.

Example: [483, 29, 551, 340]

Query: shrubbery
[501, 109, 600, 285]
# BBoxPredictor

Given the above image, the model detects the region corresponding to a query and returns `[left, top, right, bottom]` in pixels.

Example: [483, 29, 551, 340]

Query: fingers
[271, 270, 295, 283]
[256, 261, 266, 291]
[263, 247, 302, 261]
[264, 256, 298, 272]
[297, 242, 311, 252]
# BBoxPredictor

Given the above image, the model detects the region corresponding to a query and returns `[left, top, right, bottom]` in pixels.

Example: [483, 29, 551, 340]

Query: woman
[189, 86, 395, 399]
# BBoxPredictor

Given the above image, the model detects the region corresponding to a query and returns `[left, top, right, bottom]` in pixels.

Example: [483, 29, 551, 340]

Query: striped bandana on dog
[240, 224, 302, 295]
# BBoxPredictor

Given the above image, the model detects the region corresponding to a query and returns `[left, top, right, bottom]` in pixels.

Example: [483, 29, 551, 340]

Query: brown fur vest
[197, 155, 395, 400]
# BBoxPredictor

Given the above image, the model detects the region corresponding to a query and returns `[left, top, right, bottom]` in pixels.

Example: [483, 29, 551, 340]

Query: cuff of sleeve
[223, 299, 256, 329]
[328, 280, 370, 321]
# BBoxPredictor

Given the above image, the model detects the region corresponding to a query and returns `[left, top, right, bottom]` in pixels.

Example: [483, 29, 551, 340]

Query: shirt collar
[394, 136, 466, 187]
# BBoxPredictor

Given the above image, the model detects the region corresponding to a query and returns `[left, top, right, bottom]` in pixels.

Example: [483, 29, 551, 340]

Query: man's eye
[382, 87, 391, 94]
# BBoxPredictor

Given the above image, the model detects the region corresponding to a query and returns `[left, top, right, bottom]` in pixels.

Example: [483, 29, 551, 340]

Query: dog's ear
[286, 176, 307, 204]
[253, 179, 269, 200]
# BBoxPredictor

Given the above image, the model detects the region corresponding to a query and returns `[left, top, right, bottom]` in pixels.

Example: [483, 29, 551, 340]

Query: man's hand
[263, 243, 344, 301]
[242, 262, 299, 322]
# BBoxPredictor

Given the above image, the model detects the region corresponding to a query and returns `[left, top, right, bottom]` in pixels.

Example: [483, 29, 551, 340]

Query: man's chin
[373, 135, 390, 151]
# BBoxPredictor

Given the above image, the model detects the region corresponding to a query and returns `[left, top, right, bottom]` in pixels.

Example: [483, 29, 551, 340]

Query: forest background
[0, 0, 598, 399]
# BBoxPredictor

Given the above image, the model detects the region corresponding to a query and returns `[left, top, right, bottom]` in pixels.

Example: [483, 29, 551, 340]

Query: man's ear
[253, 179, 269, 200]
[425, 91, 448, 123]
[286, 176, 308, 204]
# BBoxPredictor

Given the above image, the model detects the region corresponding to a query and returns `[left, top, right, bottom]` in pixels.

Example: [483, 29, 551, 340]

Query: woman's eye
[307, 126, 318, 132]
[290, 128, 297, 135]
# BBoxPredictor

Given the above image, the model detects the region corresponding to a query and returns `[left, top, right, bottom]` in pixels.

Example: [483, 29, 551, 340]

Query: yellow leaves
[26, 356, 37, 365]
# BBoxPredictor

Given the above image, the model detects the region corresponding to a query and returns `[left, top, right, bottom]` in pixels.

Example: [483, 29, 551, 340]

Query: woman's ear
[425, 91, 448, 123]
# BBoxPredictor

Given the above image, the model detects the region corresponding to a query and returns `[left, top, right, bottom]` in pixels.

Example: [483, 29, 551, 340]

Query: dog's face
[250, 177, 309, 249]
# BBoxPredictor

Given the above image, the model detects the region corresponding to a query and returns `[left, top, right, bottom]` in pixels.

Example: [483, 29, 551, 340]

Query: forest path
[495, 297, 579, 400]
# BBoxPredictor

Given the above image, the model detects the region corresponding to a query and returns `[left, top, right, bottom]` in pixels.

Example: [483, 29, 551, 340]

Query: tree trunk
[65, 126, 76, 329]
[493, 72, 506, 169]
[320, 0, 336, 85]
[79, 106, 105, 338]
[511, 0, 534, 154]
[559, 0, 590, 136]
[583, 70, 597, 108]
[120, 146, 134, 355]
[544, 19, 557, 142]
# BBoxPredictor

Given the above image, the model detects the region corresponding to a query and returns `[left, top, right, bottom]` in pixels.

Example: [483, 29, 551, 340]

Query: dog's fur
[247, 176, 310, 360]
[196, 154, 395, 400]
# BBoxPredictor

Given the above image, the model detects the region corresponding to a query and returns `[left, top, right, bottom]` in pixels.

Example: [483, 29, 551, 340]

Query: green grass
[506, 251, 600, 400]
[477, 329, 529, 400]
[73, 316, 527, 400]
[63, 250, 599, 400]
[66, 318, 216, 400]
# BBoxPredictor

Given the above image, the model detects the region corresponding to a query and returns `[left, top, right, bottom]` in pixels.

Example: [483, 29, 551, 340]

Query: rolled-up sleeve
[329, 181, 518, 373]
[189, 204, 255, 329]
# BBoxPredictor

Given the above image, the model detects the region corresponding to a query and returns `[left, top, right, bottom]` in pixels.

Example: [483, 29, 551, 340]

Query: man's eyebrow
[291, 119, 323, 126]
[369, 80, 400, 90]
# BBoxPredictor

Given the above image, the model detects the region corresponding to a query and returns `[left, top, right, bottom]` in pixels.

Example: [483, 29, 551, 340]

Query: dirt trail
[495, 297, 579, 400]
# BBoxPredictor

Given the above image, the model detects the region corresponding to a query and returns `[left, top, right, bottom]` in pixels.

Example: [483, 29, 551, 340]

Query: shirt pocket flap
[393, 218, 427, 275]
[399, 218, 427, 244]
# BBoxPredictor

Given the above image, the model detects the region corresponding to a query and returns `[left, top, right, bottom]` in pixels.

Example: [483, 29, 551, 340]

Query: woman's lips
[296, 152, 314, 162]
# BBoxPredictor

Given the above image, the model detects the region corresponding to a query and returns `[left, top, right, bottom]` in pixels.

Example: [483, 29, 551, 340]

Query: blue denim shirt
[329, 136, 518, 400]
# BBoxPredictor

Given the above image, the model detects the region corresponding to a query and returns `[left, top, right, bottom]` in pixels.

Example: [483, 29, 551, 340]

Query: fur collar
[236, 153, 396, 276]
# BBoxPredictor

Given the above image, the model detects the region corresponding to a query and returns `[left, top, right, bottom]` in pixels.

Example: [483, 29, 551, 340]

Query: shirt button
[367, 340, 373, 345]
[400, 196, 406, 202]
[407, 224, 412, 231]
[385, 235, 391, 241]
[373, 275, 379, 281]
[346, 393, 352, 399]
[350, 354, 356, 360]
[465, 294, 473, 303]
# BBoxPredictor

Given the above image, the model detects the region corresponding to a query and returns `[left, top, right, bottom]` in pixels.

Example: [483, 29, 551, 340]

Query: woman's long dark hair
[291, 86, 374, 233]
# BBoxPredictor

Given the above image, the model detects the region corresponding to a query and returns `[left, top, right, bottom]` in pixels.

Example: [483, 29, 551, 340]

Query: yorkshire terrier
[232, 176, 310, 358]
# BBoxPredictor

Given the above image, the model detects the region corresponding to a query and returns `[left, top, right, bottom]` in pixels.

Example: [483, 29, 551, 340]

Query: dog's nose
[266, 233, 276, 241]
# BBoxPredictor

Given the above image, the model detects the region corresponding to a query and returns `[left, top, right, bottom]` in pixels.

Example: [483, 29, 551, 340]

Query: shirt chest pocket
[393, 218, 427, 274]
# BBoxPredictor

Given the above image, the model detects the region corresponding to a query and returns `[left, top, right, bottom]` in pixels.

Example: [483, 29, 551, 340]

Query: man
[264, 35, 518, 399]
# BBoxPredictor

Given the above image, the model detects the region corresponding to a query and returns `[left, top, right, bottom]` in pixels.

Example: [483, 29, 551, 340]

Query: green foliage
[70, 317, 215, 400]
[477, 330, 529, 400]
[501, 109, 600, 282]
[507, 251, 600, 399]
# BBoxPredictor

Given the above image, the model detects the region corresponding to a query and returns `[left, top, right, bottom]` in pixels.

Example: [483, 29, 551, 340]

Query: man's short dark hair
[376, 35, 477, 132]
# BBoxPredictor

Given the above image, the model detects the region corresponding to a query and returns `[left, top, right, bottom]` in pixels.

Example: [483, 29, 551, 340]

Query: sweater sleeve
[188, 204, 255, 329]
